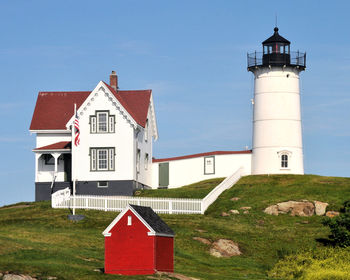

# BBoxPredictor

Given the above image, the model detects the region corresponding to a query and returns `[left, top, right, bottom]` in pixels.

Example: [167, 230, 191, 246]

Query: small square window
[98, 181, 108, 188]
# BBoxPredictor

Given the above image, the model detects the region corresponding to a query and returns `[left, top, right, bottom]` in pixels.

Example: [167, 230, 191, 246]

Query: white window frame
[281, 154, 288, 168]
[127, 215, 132, 226]
[98, 181, 108, 188]
[97, 112, 108, 133]
[98, 149, 108, 170]
[278, 150, 292, 170]
[90, 147, 115, 171]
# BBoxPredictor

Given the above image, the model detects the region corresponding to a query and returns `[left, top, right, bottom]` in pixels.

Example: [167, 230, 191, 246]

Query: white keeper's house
[30, 27, 306, 201]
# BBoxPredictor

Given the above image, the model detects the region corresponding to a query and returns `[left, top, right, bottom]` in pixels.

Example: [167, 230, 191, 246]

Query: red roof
[33, 141, 71, 151]
[152, 150, 252, 163]
[30, 83, 151, 130]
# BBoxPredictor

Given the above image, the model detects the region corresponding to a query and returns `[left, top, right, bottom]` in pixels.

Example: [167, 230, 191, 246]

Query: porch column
[52, 153, 61, 174]
[35, 153, 42, 182]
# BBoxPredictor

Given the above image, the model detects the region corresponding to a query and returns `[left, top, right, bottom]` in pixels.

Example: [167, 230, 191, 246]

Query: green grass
[0, 174, 349, 280]
[135, 177, 224, 198]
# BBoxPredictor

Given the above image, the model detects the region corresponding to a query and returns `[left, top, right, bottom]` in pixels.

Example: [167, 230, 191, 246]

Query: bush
[322, 201, 350, 247]
[268, 247, 350, 280]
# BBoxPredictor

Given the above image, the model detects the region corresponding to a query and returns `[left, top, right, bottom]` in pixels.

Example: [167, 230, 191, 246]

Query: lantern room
[262, 27, 291, 66]
[247, 27, 306, 71]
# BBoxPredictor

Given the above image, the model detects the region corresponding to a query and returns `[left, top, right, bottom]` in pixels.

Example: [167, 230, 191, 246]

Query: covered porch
[33, 141, 72, 200]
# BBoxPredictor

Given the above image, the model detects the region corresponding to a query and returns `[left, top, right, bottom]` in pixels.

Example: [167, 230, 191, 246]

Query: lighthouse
[247, 27, 306, 175]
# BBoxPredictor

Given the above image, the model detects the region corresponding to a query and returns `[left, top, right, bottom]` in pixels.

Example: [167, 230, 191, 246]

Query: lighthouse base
[251, 147, 304, 175]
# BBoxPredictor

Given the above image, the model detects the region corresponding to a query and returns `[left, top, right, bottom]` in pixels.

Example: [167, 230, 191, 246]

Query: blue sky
[0, 0, 349, 206]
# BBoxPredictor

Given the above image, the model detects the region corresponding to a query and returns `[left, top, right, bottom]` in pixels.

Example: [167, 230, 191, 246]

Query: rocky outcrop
[193, 237, 211, 245]
[314, 201, 329, 216]
[264, 205, 278, 216]
[326, 211, 340, 218]
[209, 239, 242, 258]
[264, 200, 329, 216]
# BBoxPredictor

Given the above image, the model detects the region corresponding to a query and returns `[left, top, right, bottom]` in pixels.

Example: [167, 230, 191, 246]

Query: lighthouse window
[281, 155, 288, 168]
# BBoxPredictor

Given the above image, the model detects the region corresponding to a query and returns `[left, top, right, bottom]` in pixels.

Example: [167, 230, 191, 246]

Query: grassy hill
[0, 175, 349, 280]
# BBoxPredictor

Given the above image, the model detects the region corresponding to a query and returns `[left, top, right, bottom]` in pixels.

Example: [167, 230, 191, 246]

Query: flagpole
[72, 103, 76, 216]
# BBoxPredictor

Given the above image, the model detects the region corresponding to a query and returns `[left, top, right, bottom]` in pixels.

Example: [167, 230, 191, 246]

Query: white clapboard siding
[52, 167, 243, 214]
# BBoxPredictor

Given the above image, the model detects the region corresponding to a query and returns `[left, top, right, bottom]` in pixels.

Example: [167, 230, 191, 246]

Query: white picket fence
[52, 167, 244, 214]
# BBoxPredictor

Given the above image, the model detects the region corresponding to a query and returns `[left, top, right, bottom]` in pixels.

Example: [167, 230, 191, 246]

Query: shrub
[268, 247, 350, 280]
[322, 201, 350, 247]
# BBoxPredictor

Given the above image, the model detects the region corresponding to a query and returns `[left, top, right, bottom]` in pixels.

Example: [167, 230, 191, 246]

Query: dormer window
[90, 111, 115, 133]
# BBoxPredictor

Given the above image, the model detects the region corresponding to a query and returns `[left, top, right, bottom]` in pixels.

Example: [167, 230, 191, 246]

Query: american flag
[74, 109, 80, 146]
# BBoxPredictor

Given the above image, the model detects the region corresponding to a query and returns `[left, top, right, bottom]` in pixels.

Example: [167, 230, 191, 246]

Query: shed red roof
[152, 150, 252, 163]
[30, 83, 151, 130]
[33, 141, 71, 151]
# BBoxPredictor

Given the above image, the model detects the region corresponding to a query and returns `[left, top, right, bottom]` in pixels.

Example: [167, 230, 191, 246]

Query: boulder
[326, 211, 340, 218]
[230, 197, 240, 201]
[243, 210, 249, 214]
[290, 202, 314, 217]
[209, 239, 241, 258]
[229, 209, 239, 215]
[277, 201, 299, 213]
[264, 205, 279, 216]
[240, 206, 251, 210]
[314, 201, 329, 216]
[221, 212, 229, 217]
[193, 237, 211, 245]
[3, 275, 37, 280]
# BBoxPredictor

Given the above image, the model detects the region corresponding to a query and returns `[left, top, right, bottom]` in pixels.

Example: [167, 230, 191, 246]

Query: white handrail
[201, 167, 244, 213]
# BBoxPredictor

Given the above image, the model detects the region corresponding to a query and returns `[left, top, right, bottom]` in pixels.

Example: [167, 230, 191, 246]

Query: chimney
[110, 71, 118, 90]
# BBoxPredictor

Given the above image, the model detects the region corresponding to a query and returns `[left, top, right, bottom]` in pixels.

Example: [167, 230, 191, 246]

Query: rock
[264, 205, 279, 215]
[326, 211, 340, 218]
[314, 201, 329, 216]
[277, 201, 299, 213]
[193, 237, 211, 245]
[290, 202, 314, 217]
[240, 206, 251, 210]
[3, 275, 36, 280]
[221, 212, 229, 217]
[209, 239, 241, 258]
[230, 197, 240, 201]
[243, 210, 249, 214]
[229, 209, 239, 214]
[301, 220, 309, 224]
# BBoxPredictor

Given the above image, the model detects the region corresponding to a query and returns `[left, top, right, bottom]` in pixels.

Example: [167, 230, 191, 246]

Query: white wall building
[30, 27, 306, 200]
[30, 72, 158, 201]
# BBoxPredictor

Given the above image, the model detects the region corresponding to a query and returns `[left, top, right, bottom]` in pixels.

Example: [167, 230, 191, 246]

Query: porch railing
[52, 167, 244, 214]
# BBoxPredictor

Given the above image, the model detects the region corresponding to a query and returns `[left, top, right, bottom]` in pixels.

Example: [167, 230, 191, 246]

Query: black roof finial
[274, 27, 279, 33]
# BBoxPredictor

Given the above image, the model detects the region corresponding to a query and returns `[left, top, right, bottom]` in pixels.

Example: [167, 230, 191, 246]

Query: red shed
[102, 204, 175, 275]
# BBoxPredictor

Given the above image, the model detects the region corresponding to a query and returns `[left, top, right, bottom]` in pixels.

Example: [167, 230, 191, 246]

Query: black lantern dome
[247, 27, 306, 71]
[262, 27, 291, 66]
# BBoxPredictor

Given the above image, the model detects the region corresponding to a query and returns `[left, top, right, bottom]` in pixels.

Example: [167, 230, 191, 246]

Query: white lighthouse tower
[247, 27, 306, 175]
